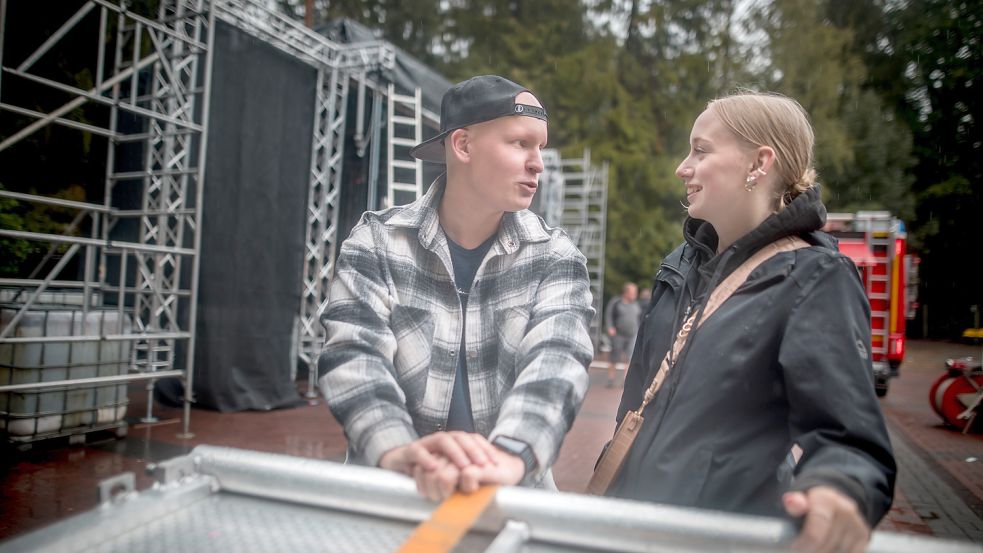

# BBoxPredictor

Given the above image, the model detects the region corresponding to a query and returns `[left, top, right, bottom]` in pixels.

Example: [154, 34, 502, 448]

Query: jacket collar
[684, 185, 833, 287]
[386, 173, 551, 254]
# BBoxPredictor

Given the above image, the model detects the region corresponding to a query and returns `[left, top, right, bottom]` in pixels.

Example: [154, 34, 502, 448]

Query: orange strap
[397, 486, 499, 553]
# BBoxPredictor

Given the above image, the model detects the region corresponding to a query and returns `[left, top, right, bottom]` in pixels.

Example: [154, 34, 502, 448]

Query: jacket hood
[683, 185, 835, 290]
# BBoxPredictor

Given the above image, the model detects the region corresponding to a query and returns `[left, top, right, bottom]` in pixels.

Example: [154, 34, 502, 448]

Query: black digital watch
[491, 435, 537, 478]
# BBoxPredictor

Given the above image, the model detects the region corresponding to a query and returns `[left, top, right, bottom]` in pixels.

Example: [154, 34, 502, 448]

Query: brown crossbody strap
[586, 236, 809, 495]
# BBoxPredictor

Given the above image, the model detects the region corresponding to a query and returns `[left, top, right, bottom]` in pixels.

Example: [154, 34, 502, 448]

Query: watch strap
[492, 436, 536, 477]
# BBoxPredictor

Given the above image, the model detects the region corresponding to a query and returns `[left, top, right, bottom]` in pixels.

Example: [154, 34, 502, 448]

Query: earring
[745, 174, 758, 191]
[745, 168, 767, 191]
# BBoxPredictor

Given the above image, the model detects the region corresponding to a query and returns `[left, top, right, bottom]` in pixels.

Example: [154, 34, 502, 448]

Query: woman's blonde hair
[708, 91, 817, 208]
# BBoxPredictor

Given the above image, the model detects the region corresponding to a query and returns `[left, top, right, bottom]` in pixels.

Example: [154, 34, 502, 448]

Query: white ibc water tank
[0, 295, 132, 441]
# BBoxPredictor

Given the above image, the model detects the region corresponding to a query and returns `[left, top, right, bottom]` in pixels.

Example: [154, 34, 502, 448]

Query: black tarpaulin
[192, 21, 314, 411]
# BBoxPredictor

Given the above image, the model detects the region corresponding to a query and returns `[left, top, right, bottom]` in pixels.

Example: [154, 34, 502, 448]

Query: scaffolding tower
[0, 0, 214, 443]
[541, 149, 609, 345]
[0, 0, 410, 437]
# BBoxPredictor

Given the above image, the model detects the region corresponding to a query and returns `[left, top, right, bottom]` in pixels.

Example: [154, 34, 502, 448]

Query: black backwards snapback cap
[409, 75, 548, 164]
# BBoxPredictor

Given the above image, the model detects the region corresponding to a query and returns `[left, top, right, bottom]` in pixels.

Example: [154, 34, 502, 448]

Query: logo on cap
[515, 105, 524, 113]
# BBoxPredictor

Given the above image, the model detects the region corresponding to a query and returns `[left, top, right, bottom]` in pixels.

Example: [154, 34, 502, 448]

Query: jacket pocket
[389, 304, 435, 405]
[494, 305, 531, 388]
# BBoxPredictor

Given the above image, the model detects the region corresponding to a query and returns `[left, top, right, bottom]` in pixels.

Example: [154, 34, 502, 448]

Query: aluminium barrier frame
[0, 445, 974, 553]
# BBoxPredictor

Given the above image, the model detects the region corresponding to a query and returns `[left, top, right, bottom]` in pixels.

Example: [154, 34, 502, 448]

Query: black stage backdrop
[192, 21, 315, 411]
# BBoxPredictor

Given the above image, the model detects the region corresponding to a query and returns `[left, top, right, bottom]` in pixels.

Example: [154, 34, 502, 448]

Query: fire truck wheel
[889, 360, 901, 377]
[875, 378, 889, 397]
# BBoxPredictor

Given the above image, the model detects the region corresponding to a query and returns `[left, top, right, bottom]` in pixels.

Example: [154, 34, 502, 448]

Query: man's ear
[448, 128, 471, 163]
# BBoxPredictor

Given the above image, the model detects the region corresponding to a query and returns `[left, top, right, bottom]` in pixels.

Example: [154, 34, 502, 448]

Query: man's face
[462, 91, 548, 213]
[623, 284, 638, 302]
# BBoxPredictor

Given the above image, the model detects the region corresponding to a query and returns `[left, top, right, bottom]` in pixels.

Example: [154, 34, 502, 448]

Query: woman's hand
[783, 486, 870, 553]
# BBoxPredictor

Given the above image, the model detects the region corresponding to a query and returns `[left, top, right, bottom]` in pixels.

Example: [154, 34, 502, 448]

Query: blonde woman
[604, 92, 895, 553]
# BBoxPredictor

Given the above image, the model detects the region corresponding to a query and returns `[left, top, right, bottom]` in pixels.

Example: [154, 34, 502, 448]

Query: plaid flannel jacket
[318, 176, 594, 477]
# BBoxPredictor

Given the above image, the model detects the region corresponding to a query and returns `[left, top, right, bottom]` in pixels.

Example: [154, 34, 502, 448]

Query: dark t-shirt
[445, 233, 497, 432]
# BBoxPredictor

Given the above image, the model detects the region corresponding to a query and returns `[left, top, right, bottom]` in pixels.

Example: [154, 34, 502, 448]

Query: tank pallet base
[4, 422, 128, 452]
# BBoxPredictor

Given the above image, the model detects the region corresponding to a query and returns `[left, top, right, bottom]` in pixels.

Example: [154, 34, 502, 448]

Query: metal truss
[0, 0, 213, 437]
[126, 0, 212, 428]
[297, 66, 349, 398]
[213, 0, 395, 70]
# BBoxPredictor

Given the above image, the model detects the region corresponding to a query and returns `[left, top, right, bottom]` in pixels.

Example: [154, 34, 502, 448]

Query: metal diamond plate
[87, 494, 412, 553]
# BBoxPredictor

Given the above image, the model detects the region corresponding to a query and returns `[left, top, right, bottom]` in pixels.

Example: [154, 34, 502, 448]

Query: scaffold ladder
[386, 84, 423, 208]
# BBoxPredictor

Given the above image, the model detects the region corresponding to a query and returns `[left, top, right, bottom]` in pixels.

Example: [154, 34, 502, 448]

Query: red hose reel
[929, 357, 983, 432]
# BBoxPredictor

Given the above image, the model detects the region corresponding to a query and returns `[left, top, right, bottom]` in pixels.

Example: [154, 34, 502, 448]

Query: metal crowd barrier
[1, 445, 978, 553]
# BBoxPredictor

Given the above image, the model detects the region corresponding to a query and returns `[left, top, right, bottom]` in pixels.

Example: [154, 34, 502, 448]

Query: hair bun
[782, 168, 816, 207]
[792, 168, 816, 195]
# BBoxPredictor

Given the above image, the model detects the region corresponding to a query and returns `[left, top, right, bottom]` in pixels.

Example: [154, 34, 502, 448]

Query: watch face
[494, 436, 523, 454]
[494, 436, 535, 473]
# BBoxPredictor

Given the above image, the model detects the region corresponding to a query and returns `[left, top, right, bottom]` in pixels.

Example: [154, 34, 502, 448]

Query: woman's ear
[448, 128, 471, 163]
[756, 145, 776, 174]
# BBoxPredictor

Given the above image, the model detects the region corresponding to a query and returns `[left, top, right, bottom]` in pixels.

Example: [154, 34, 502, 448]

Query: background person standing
[604, 282, 640, 387]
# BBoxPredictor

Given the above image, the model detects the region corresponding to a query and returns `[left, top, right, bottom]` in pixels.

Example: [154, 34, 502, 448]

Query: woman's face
[675, 108, 756, 229]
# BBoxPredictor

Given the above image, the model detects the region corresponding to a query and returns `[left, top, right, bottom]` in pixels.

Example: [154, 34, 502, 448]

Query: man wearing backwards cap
[318, 75, 594, 500]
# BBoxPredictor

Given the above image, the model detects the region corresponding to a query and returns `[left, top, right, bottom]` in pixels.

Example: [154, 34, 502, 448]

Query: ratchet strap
[397, 485, 499, 553]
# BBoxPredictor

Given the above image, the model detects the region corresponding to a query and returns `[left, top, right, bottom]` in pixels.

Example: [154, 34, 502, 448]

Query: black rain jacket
[606, 186, 896, 526]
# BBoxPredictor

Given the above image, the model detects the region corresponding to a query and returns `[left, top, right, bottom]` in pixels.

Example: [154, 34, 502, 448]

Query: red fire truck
[824, 212, 919, 397]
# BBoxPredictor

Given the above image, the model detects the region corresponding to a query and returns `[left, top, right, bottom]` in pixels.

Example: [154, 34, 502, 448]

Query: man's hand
[409, 445, 526, 501]
[412, 454, 461, 501]
[607, 326, 616, 337]
[379, 432, 504, 501]
[783, 486, 870, 553]
[378, 431, 497, 475]
[459, 445, 526, 491]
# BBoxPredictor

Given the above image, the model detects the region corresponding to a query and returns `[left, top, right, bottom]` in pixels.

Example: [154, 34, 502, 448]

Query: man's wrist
[378, 444, 408, 472]
[491, 435, 537, 478]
